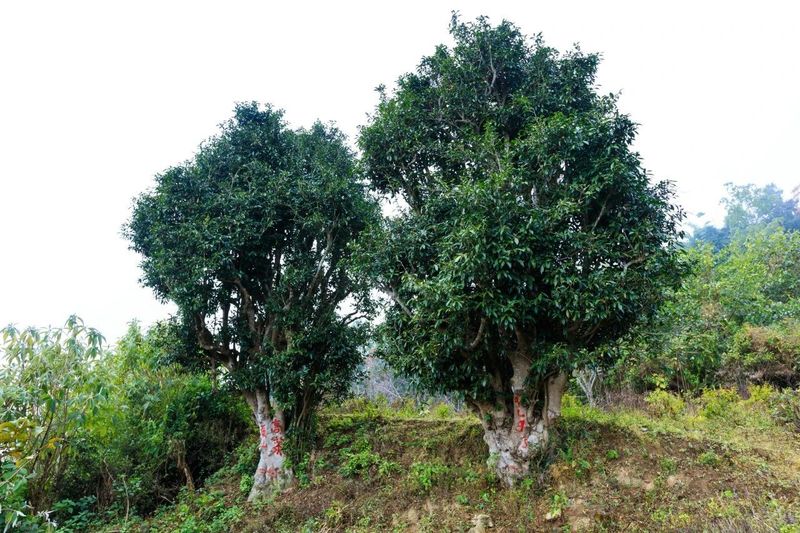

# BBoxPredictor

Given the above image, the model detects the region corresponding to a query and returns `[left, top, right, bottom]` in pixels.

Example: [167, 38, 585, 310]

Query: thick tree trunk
[474, 371, 567, 486]
[244, 389, 292, 500]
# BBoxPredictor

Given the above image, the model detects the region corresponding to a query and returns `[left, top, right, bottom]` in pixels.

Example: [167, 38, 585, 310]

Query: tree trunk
[172, 439, 195, 492]
[474, 372, 567, 486]
[244, 389, 292, 500]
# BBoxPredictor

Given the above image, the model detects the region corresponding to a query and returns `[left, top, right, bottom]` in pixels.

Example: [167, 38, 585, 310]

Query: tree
[357, 16, 684, 484]
[691, 182, 800, 249]
[0, 316, 105, 523]
[126, 103, 379, 499]
[723, 183, 800, 236]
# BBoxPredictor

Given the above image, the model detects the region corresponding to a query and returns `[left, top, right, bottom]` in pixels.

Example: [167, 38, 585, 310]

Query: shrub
[699, 388, 740, 419]
[645, 389, 685, 417]
[431, 402, 456, 419]
[721, 321, 800, 387]
[746, 384, 777, 404]
[770, 389, 800, 431]
[338, 439, 398, 479]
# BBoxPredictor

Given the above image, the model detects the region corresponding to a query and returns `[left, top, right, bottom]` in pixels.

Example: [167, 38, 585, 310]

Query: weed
[408, 461, 449, 492]
[431, 402, 456, 419]
[659, 457, 677, 475]
[547, 491, 569, 520]
[336, 437, 398, 481]
[323, 500, 345, 528]
[461, 468, 480, 484]
[698, 450, 721, 467]
[239, 473, 252, 494]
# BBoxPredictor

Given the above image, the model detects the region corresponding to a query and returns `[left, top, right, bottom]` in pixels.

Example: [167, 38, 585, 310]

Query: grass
[93, 387, 800, 532]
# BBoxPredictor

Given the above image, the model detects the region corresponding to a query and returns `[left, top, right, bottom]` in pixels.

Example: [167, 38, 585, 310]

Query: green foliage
[333, 395, 468, 422]
[698, 451, 721, 467]
[142, 488, 243, 533]
[698, 389, 739, 419]
[645, 390, 685, 417]
[55, 322, 249, 520]
[770, 388, 800, 431]
[52, 496, 100, 532]
[0, 319, 250, 528]
[0, 316, 106, 523]
[338, 438, 398, 479]
[721, 321, 800, 387]
[408, 461, 449, 493]
[615, 225, 800, 392]
[0, 460, 40, 531]
[357, 14, 683, 406]
[659, 457, 677, 475]
[430, 402, 456, 419]
[126, 102, 380, 453]
[692, 183, 800, 250]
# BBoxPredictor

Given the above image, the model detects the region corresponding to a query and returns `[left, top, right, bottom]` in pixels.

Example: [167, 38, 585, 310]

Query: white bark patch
[483, 420, 547, 485]
[249, 415, 290, 500]
[247, 392, 292, 501]
[545, 373, 568, 421]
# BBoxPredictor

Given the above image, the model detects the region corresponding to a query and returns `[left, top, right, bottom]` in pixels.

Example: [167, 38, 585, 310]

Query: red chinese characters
[256, 467, 280, 479]
[269, 418, 284, 455]
[259, 424, 268, 449]
[513, 394, 526, 432]
[271, 435, 284, 456]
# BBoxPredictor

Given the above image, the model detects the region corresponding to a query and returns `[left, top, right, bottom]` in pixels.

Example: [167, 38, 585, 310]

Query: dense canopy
[358, 15, 684, 482]
[127, 102, 379, 496]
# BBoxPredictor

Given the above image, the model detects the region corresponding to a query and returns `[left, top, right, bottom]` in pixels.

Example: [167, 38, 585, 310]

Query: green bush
[645, 389, 685, 417]
[698, 450, 721, 467]
[36, 322, 252, 525]
[770, 389, 800, 431]
[431, 402, 456, 419]
[408, 461, 449, 493]
[699, 388, 740, 419]
[721, 321, 800, 387]
[338, 438, 398, 479]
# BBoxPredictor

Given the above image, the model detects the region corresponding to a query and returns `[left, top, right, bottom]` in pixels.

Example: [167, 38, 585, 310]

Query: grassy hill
[91, 388, 800, 532]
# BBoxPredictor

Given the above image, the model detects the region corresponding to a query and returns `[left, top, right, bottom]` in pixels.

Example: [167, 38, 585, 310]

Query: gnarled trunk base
[483, 419, 548, 485]
[475, 372, 567, 485]
[245, 391, 293, 501]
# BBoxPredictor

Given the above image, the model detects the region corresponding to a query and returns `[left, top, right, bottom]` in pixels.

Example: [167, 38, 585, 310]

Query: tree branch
[590, 194, 610, 231]
[340, 309, 365, 326]
[465, 317, 487, 351]
[621, 255, 646, 274]
[382, 284, 413, 318]
[304, 229, 335, 303]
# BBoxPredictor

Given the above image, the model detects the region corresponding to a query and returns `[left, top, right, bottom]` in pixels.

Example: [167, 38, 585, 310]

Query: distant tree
[691, 183, 800, 249]
[126, 103, 379, 499]
[357, 16, 684, 484]
[691, 224, 730, 251]
[616, 226, 800, 392]
[724, 183, 800, 235]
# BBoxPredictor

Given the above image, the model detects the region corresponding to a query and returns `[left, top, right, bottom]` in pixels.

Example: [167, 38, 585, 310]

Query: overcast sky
[1, 1, 798, 343]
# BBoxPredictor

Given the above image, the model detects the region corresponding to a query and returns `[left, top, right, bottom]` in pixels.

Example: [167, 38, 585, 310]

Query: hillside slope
[94, 391, 800, 532]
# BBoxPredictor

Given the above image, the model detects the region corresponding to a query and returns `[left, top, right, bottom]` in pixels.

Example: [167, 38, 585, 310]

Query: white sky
[1, 1, 798, 343]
